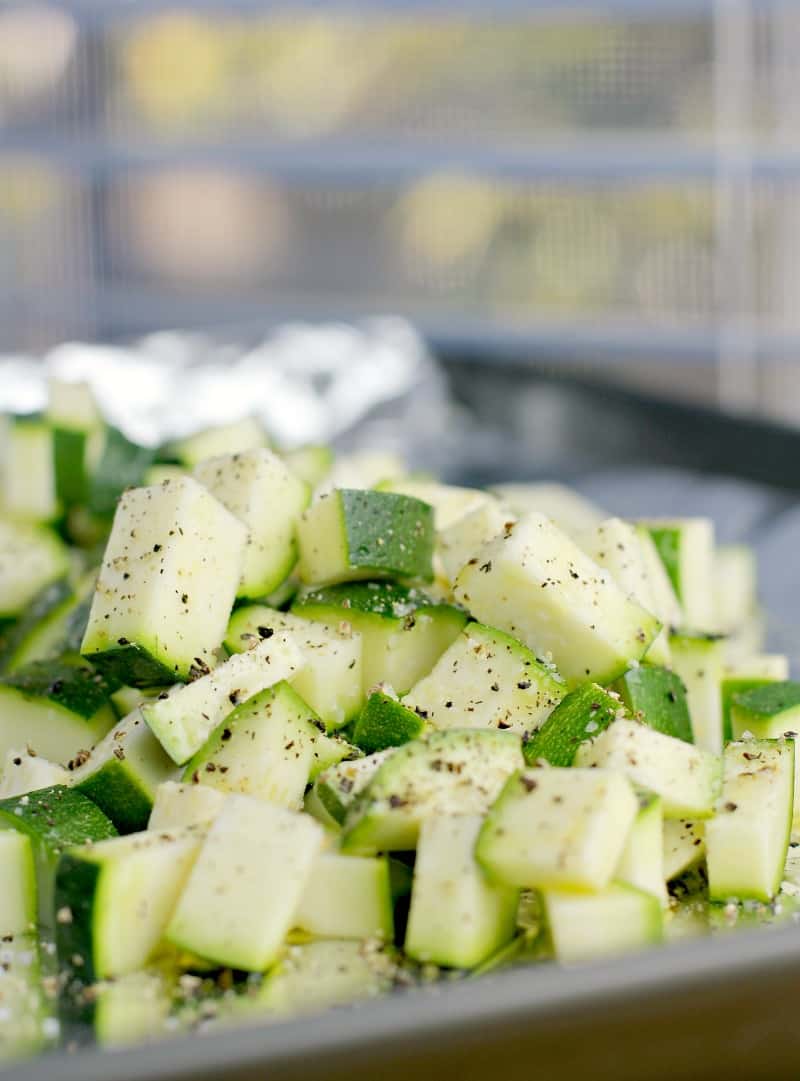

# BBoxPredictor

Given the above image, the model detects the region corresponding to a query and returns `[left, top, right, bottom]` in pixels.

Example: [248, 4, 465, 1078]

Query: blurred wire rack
[1, 0, 800, 419]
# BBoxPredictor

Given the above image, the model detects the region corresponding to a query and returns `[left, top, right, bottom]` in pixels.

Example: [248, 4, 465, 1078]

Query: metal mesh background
[0, 1, 798, 418]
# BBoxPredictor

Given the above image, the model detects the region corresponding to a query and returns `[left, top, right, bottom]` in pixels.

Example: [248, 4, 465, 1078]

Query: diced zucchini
[281, 445, 334, 491]
[1, 415, 58, 523]
[574, 719, 721, 819]
[669, 633, 725, 753]
[292, 582, 467, 695]
[542, 883, 663, 963]
[257, 940, 395, 1015]
[87, 427, 155, 518]
[0, 661, 117, 765]
[0, 785, 116, 930]
[341, 729, 523, 855]
[297, 489, 435, 587]
[706, 739, 794, 902]
[166, 795, 324, 971]
[476, 768, 637, 891]
[55, 829, 202, 980]
[294, 853, 393, 941]
[225, 607, 363, 730]
[195, 449, 309, 600]
[614, 665, 693, 743]
[0, 832, 36, 935]
[712, 544, 757, 635]
[0, 748, 68, 799]
[453, 513, 660, 688]
[141, 633, 302, 765]
[405, 814, 518, 969]
[47, 379, 102, 509]
[488, 483, 604, 539]
[180, 682, 325, 810]
[311, 750, 395, 826]
[0, 521, 69, 620]
[161, 419, 269, 469]
[522, 683, 624, 767]
[403, 622, 564, 739]
[721, 654, 789, 741]
[663, 819, 705, 881]
[616, 790, 666, 904]
[641, 517, 715, 631]
[635, 525, 683, 631]
[148, 780, 227, 831]
[351, 691, 425, 754]
[81, 477, 247, 686]
[71, 709, 178, 833]
[581, 518, 670, 666]
[729, 680, 800, 739]
[729, 682, 800, 825]
[438, 501, 513, 586]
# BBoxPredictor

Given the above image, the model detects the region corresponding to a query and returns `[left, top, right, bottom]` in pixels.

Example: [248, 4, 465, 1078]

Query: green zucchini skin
[0, 660, 119, 720]
[351, 693, 425, 754]
[74, 762, 153, 835]
[614, 666, 693, 744]
[523, 683, 622, 767]
[0, 580, 73, 674]
[83, 644, 181, 688]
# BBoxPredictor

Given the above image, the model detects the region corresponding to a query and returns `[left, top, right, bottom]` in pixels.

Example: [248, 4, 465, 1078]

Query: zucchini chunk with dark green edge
[80, 476, 247, 686]
[180, 681, 331, 810]
[574, 719, 721, 819]
[405, 814, 518, 969]
[706, 739, 794, 903]
[542, 883, 664, 963]
[403, 622, 565, 738]
[293, 853, 394, 941]
[55, 829, 202, 984]
[141, 634, 302, 766]
[721, 656, 788, 741]
[194, 448, 309, 600]
[297, 489, 435, 587]
[292, 581, 467, 695]
[47, 378, 103, 509]
[613, 665, 693, 744]
[476, 768, 638, 891]
[729, 680, 800, 739]
[453, 513, 660, 689]
[225, 606, 363, 731]
[640, 518, 715, 632]
[669, 633, 725, 754]
[0, 785, 117, 929]
[309, 750, 396, 827]
[523, 683, 624, 767]
[341, 729, 523, 855]
[71, 709, 178, 833]
[351, 691, 426, 754]
[165, 796, 324, 971]
[0, 660, 118, 764]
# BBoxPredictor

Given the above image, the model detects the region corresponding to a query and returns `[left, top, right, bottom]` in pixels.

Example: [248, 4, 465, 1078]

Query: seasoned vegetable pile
[0, 379, 796, 1061]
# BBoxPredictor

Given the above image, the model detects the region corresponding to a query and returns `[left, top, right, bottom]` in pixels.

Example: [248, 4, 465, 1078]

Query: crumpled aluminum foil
[0, 318, 454, 463]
